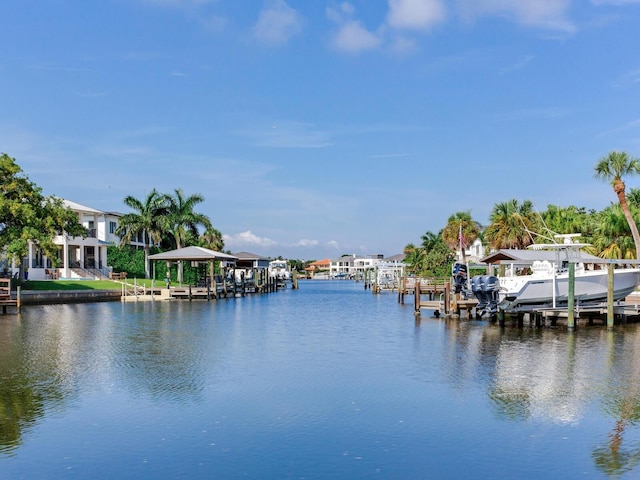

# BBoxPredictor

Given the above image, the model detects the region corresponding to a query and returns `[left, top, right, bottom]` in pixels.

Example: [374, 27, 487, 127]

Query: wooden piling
[567, 262, 575, 329]
[607, 263, 614, 329]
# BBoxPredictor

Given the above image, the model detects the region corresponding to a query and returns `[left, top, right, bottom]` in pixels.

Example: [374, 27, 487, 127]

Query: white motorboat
[476, 234, 640, 314]
[268, 260, 291, 287]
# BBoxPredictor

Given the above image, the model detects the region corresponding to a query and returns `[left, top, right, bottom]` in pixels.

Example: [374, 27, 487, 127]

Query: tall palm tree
[441, 211, 480, 263]
[163, 189, 213, 282]
[485, 199, 539, 250]
[116, 189, 169, 279]
[594, 151, 640, 259]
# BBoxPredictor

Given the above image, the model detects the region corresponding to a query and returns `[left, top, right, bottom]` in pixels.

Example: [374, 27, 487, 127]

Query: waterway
[2, 280, 640, 479]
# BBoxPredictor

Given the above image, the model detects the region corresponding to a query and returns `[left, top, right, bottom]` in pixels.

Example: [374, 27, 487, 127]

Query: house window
[109, 221, 117, 234]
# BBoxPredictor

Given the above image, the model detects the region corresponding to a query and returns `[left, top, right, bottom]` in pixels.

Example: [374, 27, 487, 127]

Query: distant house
[306, 258, 331, 277]
[232, 252, 270, 270]
[328, 253, 406, 279]
[457, 238, 486, 264]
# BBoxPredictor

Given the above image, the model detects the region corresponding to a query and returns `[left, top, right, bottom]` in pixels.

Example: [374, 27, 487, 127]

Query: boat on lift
[268, 260, 291, 288]
[473, 234, 640, 315]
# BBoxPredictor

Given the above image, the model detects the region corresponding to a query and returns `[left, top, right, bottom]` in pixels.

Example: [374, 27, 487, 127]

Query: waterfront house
[306, 258, 331, 278]
[19, 199, 147, 280]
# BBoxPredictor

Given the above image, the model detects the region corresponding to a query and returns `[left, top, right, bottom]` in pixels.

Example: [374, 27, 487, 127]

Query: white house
[329, 254, 406, 282]
[20, 199, 145, 280]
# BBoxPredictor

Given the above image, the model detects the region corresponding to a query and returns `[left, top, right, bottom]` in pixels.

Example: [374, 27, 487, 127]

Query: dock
[397, 276, 477, 317]
[0, 278, 20, 313]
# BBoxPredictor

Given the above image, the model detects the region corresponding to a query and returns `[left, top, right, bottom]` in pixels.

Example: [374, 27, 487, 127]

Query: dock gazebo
[148, 246, 237, 287]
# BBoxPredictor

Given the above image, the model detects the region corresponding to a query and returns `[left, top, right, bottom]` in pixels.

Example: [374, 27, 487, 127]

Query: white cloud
[331, 20, 381, 53]
[387, 0, 447, 30]
[291, 239, 319, 247]
[327, 3, 382, 53]
[254, 0, 303, 45]
[327, 240, 341, 249]
[457, 0, 576, 32]
[223, 231, 277, 247]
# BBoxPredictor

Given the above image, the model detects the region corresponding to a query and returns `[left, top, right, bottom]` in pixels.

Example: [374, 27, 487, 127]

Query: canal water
[2, 280, 640, 479]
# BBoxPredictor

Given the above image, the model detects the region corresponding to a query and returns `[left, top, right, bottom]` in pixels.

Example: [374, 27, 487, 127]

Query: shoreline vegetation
[4, 150, 640, 284]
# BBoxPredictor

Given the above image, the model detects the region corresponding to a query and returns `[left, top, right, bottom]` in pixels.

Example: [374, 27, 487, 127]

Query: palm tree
[588, 204, 636, 259]
[485, 199, 539, 249]
[163, 188, 213, 282]
[403, 243, 425, 275]
[199, 226, 225, 252]
[441, 211, 480, 263]
[594, 151, 640, 259]
[116, 189, 169, 279]
[540, 205, 590, 238]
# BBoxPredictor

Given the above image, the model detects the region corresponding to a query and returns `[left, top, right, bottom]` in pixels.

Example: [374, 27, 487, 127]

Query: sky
[2, 0, 640, 260]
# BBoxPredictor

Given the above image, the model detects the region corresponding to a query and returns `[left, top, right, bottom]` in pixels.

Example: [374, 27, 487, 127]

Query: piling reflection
[592, 329, 640, 477]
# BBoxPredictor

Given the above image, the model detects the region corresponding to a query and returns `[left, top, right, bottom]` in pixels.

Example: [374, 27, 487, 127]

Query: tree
[198, 226, 225, 252]
[116, 189, 169, 279]
[540, 205, 591, 239]
[588, 204, 636, 259]
[0, 153, 85, 271]
[403, 243, 425, 274]
[441, 211, 480, 263]
[594, 151, 640, 259]
[163, 189, 212, 250]
[485, 199, 539, 249]
[163, 188, 213, 282]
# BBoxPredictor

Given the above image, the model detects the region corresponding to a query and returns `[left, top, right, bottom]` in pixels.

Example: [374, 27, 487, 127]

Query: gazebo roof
[148, 246, 238, 262]
[481, 249, 601, 265]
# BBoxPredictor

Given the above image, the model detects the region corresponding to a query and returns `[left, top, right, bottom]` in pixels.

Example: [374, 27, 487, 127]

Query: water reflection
[4, 286, 640, 479]
[592, 329, 640, 477]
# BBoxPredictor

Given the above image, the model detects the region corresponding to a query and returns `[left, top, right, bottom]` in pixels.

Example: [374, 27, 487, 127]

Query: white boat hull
[499, 268, 640, 312]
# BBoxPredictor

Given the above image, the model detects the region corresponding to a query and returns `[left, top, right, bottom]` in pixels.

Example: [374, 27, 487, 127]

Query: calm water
[2, 281, 640, 479]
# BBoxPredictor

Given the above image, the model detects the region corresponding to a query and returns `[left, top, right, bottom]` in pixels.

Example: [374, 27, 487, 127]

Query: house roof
[232, 251, 269, 261]
[309, 258, 331, 266]
[385, 253, 405, 262]
[63, 199, 104, 214]
[481, 249, 602, 265]
[148, 246, 238, 262]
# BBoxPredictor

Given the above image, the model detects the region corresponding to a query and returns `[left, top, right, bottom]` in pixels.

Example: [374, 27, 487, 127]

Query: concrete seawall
[19, 290, 122, 305]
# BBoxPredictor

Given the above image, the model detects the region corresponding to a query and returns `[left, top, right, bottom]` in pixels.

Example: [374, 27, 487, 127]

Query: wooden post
[17, 286, 21, 312]
[607, 263, 614, 329]
[567, 262, 575, 329]
[444, 281, 450, 315]
[188, 284, 192, 301]
[414, 279, 420, 313]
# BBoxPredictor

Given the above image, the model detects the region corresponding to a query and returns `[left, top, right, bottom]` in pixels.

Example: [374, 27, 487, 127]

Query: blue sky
[2, 0, 640, 260]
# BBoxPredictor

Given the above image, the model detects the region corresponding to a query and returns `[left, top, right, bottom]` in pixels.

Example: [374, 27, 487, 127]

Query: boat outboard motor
[452, 262, 468, 294]
[482, 275, 500, 316]
[471, 275, 487, 312]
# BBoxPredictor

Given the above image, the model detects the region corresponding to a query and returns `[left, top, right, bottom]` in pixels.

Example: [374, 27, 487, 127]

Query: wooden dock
[397, 276, 477, 317]
[0, 278, 20, 314]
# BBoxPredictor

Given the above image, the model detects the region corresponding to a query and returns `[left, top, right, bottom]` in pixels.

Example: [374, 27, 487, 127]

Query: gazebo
[148, 246, 237, 285]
